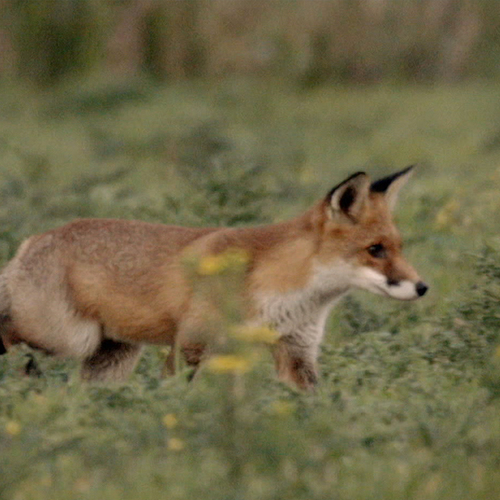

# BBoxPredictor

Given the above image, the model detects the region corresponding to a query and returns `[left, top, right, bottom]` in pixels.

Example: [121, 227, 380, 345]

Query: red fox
[0, 166, 427, 389]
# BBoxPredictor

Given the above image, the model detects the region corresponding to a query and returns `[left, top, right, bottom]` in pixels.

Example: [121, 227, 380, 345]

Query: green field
[2, 77, 500, 499]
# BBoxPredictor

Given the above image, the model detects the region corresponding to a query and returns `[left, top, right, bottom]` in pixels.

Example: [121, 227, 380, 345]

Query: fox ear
[327, 172, 370, 221]
[371, 165, 414, 211]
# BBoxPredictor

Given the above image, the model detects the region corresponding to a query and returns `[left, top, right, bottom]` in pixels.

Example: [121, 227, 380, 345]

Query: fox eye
[367, 243, 387, 259]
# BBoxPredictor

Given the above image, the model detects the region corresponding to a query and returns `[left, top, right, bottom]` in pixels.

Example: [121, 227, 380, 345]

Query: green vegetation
[2, 77, 500, 499]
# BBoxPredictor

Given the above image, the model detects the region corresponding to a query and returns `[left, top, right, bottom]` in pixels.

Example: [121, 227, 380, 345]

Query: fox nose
[416, 281, 428, 297]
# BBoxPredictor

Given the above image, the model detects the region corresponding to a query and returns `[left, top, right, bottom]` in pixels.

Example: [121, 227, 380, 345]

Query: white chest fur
[254, 261, 353, 349]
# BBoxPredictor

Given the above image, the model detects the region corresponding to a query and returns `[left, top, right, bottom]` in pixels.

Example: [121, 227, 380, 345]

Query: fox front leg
[273, 336, 319, 391]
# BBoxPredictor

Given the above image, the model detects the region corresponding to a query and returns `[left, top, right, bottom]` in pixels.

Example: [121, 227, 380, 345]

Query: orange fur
[0, 167, 427, 387]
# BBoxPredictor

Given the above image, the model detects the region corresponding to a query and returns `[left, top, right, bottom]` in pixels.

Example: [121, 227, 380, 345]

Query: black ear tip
[351, 171, 368, 179]
[326, 171, 368, 199]
[371, 165, 414, 193]
[402, 164, 416, 174]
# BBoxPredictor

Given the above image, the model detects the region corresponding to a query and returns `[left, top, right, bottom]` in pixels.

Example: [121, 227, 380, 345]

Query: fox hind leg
[81, 338, 142, 383]
[181, 343, 207, 381]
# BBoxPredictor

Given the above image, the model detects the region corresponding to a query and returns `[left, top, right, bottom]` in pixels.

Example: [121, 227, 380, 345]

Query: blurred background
[1, 0, 500, 292]
[5, 5, 500, 499]
[1, 0, 498, 85]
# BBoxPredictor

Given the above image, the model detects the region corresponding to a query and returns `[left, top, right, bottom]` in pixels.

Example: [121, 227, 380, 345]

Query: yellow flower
[168, 438, 185, 451]
[198, 255, 225, 275]
[5, 420, 21, 436]
[197, 249, 250, 276]
[206, 355, 251, 374]
[231, 325, 279, 344]
[162, 413, 178, 429]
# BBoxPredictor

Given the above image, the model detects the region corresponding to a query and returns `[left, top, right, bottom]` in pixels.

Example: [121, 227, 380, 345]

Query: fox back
[0, 166, 427, 388]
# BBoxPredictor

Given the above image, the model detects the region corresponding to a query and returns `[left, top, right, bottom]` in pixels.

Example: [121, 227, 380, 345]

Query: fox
[0, 166, 427, 389]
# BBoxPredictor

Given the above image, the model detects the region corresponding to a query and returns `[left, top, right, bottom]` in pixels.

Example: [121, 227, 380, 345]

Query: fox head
[315, 165, 427, 301]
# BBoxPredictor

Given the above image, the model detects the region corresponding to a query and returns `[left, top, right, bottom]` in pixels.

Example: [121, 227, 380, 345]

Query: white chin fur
[355, 268, 419, 301]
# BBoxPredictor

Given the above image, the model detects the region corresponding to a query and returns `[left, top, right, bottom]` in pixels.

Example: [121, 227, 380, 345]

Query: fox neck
[254, 260, 352, 349]
[245, 206, 351, 294]
[250, 214, 354, 341]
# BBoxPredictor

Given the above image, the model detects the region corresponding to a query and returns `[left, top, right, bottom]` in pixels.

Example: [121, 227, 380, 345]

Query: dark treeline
[0, 0, 499, 87]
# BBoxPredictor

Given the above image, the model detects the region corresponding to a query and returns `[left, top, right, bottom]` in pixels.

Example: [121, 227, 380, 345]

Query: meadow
[2, 76, 500, 499]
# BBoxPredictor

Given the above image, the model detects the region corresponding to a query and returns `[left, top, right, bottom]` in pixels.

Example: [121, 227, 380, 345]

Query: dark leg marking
[0, 314, 11, 355]
[24, 354, 42, 377]
[290, 356, 318, 390]
[81, 339, 141, 382]
[273, 339, 318, 391]
[182, 343, 206, 382]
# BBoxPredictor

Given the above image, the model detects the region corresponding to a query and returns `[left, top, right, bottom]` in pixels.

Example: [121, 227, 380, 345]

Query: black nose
[416, 281, 428, 297]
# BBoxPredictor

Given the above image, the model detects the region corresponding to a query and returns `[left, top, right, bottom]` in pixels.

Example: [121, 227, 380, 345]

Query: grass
[2, 76, 500, 499]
